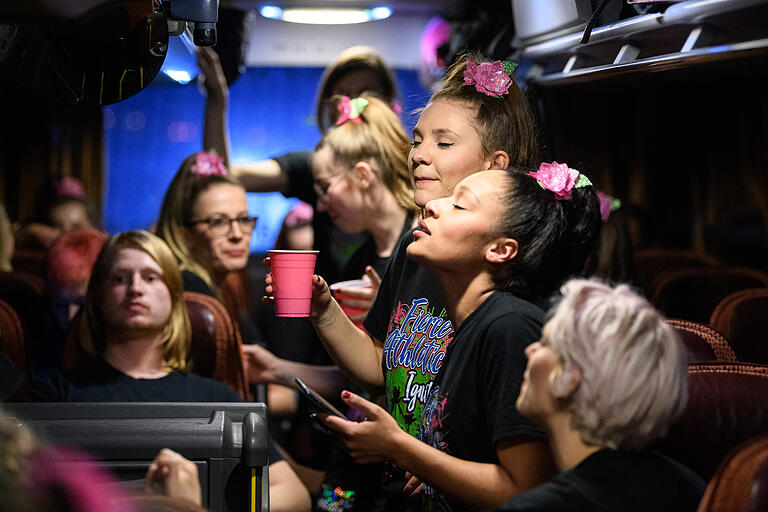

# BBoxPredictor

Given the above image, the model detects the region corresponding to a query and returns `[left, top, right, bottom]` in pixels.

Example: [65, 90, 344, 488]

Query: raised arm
[197, 46, 295, 195]
[196, 46, 230, 167]
[231, 159, 289, 194]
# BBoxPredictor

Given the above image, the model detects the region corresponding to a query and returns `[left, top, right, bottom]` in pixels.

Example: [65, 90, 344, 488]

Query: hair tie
[190, 151, 227, 176]
[463, 59, 518, 97]
[336, 96, 369, 126]
[596, 190, 622, 222]
[527, 161, 592, 201]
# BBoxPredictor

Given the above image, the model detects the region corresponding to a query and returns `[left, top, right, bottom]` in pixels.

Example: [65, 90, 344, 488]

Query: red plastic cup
[330, 279, 372, 329]
[268, 250, 319, 317]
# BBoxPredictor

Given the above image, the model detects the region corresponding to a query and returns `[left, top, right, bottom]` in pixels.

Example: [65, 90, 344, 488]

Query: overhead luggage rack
[519, 0, 768, 86]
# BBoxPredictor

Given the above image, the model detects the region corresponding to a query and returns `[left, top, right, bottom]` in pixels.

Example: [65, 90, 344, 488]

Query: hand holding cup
[266, 250, 319, 317]
[263, 253, 333, 318]
[331, 266, 381, 325]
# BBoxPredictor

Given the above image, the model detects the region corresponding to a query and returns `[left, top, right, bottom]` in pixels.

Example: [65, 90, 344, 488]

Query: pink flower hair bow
[463, 59, 518, 97]
[191, 151, 228, 176]
[336, 96, 369, 126]
[527, 161, 592, 200]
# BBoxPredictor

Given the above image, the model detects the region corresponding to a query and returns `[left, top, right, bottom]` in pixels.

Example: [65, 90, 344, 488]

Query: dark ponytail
[492, 168, 602, 300]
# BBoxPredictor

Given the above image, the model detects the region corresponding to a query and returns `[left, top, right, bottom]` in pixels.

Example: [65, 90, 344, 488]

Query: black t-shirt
[490, 448, 705, 512]
[278, 150, 315, 206]
[25, 358, 244, 402]
[363, 229, 453, 438]
[419, 292, 547, 512]
[339, 214, 417, 282]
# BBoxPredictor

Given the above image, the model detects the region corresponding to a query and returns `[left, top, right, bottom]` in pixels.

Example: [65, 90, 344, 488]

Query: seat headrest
[654, 362, 768, 481]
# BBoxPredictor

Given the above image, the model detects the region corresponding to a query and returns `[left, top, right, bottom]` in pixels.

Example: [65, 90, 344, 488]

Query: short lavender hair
[546, 279, 688, 450]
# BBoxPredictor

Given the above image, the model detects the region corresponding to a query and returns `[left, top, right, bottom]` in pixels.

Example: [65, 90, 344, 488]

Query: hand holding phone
[294, 377, 349, 420]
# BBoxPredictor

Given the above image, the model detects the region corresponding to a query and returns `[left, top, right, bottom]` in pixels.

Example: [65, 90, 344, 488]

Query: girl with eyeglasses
[312, 94, 419, 285]
[156, 151, 256, 300]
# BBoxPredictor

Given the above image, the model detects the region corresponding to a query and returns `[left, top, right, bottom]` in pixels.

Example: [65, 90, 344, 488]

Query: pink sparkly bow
[463, 59, 517, 97]
[527, 161, 592, 201]
[336, 96, 369, 126]
[191, 151, 228, 176]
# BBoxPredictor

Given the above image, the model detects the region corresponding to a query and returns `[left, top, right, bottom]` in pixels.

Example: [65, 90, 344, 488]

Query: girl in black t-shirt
[322, 166, 601, 511]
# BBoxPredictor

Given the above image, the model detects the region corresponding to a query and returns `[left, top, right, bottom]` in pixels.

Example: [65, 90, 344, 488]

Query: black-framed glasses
[186, 215, 258, 236]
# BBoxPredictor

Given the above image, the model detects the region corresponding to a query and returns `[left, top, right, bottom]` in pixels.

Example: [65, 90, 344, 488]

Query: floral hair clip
[527, 161, 592, 201]
[596, 190, 622, 222]
[463, 59, 518, 97]
[191, 151, 228, 176]
[336, 96, 369, 126]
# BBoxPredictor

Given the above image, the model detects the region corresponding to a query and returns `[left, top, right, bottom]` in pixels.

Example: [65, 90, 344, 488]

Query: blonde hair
[80, 231, 191, 371]
[546, 279, 688, 450]
[0, 202, 12, 272]
[156, 153, 244, 294]
[316, 95, 418, 213]
[316, 46, 399, 133]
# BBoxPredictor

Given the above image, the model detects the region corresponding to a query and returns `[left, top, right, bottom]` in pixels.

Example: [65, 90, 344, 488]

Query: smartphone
[294, 377, 349, 420]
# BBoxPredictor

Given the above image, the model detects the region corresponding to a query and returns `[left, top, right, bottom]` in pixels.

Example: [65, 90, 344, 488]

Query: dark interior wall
[0, 80, 104, 225]
[532, 56, 768, 269]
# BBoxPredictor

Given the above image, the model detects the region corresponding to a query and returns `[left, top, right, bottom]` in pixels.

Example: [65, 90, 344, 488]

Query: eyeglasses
[313, 173, 345, 198]
[186, 215, 258, 236]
